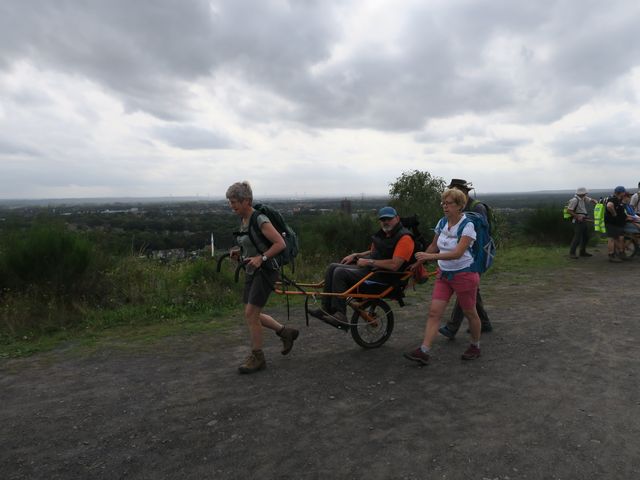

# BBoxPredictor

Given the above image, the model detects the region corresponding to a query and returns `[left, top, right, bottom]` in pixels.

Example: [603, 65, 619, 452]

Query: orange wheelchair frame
[217, 253, 436, 348]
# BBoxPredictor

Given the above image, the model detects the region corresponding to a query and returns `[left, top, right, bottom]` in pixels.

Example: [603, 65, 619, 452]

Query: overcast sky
[1, 0, 640, 199]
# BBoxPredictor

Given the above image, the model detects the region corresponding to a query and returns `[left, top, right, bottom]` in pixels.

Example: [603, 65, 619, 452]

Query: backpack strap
[455, 217, 472, 241]
[455, 217, 474, 254]
[247, 210, 269, 254]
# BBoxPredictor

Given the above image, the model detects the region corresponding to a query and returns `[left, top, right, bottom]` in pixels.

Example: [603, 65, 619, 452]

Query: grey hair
[225, 181, 253, 203]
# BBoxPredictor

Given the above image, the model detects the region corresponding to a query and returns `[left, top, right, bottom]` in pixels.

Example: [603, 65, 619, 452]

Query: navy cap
[614, 186, 626, 194]
[378, 206, 398, 219]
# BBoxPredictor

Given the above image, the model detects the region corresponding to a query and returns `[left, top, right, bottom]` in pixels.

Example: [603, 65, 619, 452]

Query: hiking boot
[461, 344, 481, 360]
[609, 254, 622, 263]
[579, 252, 593, 257]
[308, 307, 331, 319]
[331, 311, 348, 325]
[277, 326, 299, 355]
[238, 350, 266, 374]
[404, 347, 430, 365]
[309, 309, 341, 328]
[318, 310, 349, 330]
[438, 325, 456, 339]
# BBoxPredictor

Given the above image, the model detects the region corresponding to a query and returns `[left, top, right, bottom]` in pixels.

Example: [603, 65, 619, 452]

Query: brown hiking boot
[277, 326, 299, 355]
[238, 350, 266, 374]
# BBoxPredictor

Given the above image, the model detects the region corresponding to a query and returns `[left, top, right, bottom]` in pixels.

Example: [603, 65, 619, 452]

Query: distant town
[0, 189, 616, 260]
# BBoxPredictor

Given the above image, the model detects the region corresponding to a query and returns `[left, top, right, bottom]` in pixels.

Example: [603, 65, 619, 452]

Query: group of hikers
[566, 183, 640, 262]
[225, 178, 493, 374]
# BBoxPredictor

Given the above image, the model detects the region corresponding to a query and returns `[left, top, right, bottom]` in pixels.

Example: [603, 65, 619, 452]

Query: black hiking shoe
[308, 307, 332, 320]
[439, 325, 456, 339]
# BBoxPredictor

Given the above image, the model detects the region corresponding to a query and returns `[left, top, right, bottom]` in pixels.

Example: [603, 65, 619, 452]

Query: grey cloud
[1, 0, 639, 131]
[551, 113, 640, 157]
[0, 153, 163, 197]
[0, 139, 41, 156]
[0, 0, 337, 121]
[415, 123, 491, 144]
[451, 138, 530, 155]
[549, 1, 640, 88]
[153, 125, 235, 150]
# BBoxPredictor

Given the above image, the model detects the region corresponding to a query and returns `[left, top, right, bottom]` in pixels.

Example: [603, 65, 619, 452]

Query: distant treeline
[1, 190, 595, 256]
[472, 190, 614, 210]
[2, 189, 621, 210]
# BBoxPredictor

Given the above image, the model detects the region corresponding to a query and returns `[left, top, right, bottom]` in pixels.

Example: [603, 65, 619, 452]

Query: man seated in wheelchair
[623, 191, 640, 234]
[308, 206, 415, 327]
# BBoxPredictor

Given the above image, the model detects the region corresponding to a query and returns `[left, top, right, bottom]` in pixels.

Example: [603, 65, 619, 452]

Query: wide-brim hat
[447, 178, 473, 191]
[576, 187, 588, 195]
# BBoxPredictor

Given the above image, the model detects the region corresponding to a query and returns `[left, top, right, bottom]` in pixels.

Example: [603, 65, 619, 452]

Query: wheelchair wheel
[623, 236, 638, 258]
[350, 299, 394, 349]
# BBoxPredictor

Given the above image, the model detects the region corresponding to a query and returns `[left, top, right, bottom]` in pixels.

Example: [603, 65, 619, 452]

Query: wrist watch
[261, 255, 268, 262]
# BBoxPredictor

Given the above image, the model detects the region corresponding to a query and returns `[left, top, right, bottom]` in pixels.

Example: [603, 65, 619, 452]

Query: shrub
[2, 224, 94, 296]
[389, 170, 446, 231]
[299, 212, 377, 258]
[519, 205, 574, 245]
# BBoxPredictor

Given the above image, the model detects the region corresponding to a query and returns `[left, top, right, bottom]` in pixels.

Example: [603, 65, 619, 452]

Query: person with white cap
[567, 187, 598, 259]
[308, 206, 415, 327]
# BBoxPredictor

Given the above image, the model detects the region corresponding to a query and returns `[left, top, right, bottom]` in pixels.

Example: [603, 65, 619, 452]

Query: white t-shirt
[434, 215, 476, 272]
[630, 192, 640, 212]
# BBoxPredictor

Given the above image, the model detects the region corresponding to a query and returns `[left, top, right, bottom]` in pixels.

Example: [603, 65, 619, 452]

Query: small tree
[2, 224, 93, 297]
[389, 170, 446, 235]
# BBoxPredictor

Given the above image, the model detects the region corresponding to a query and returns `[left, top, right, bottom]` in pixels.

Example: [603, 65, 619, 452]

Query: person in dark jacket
[308, 206, 414, 327]
[605, 186, 628, 262]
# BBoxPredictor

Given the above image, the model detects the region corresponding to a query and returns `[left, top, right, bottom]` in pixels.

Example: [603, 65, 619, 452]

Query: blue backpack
[437, 212, 496, 273]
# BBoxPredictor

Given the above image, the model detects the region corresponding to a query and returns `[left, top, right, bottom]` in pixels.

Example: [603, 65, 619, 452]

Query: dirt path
[2, 251, 640, 480]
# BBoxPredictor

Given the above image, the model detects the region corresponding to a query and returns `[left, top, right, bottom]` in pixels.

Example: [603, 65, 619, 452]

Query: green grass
[0, 306, 239, 359]
[0, 244, 575, 359]
[489, 245, 570, 273]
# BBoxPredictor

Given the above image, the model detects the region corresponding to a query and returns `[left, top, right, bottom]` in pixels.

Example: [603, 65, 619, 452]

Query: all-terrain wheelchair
[623, 228, 640, 257]
[274, 265, 433, 348]
[216, 255, 433, 349]
[216, 216, 434, 348]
